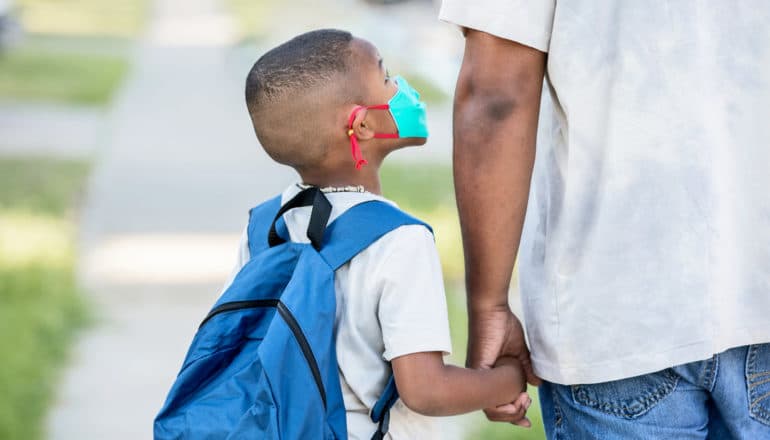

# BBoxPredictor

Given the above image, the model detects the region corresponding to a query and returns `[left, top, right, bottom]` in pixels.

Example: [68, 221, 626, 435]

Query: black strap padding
[267, 187, 332, 251]
[369, 375, 399, 440]
[370, 410, 390, 440]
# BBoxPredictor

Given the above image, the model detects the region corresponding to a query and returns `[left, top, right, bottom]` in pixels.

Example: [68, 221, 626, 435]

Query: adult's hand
[452, 29, 546, 423]
[467, 306, 539, 385]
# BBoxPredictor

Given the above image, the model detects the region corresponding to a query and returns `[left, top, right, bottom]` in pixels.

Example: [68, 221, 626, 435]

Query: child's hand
[485, 356, 533, 427]
[494, 356, 526, 390]
[488, 391, 533, 427]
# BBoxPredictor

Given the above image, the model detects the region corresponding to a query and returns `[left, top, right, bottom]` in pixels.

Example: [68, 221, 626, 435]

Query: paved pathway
[0, 102, 104, 158]
[0, 38, 132, 159]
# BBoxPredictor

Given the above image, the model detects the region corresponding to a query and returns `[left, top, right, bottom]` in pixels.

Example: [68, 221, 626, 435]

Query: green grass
[0, 157, 90, 440]
[381, 161, 546, 440]
[0, 47, 130, 105]
[381, 162, 456, 214]
[0, 158, 90, 215]
[17, 0, 149, 38]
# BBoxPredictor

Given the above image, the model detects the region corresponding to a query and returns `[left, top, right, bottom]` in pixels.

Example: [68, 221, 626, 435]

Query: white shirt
[440, 1, 770, 385]
[222, 185, 452, 439]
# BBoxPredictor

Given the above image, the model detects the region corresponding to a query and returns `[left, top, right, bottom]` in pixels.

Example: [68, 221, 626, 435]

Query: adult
[440, 1, 770, 438]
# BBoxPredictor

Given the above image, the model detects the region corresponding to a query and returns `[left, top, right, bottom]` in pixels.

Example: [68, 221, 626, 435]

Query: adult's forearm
[453, 32, 546, 312]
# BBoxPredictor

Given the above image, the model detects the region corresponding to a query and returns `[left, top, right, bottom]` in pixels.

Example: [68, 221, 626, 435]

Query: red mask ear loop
[366, 104, 399, 139]
[347, 105, 368, 170]
[347, 104, 398, 169]
[366, 104, 398, 139]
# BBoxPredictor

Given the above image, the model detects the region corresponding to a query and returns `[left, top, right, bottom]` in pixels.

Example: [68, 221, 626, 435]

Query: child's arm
[391, 351, 528, 417]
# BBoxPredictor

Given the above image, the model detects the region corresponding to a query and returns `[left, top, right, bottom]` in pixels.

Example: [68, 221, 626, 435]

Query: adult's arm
[454, 29, 546, 387]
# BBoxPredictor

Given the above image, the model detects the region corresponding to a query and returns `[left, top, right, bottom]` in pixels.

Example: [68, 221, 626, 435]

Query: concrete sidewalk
[0, 102, 105, 158]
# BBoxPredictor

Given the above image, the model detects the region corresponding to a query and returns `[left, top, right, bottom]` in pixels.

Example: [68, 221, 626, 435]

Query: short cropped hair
[245, 29, 356, 169]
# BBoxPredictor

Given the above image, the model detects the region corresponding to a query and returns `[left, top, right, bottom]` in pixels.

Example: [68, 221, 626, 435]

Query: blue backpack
[154, 187, 429, 439]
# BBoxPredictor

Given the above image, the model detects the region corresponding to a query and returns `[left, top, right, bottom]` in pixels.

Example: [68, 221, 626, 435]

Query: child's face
[353, 38, 399, 108]
[350, 38, 427, 147]
[352, 38, 427, 152]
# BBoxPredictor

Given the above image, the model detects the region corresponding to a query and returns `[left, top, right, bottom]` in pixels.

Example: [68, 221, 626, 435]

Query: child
[228, 29, 531, 439]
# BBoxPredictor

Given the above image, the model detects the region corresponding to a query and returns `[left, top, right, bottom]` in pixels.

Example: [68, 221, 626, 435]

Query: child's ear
[350, 107, 375, 140]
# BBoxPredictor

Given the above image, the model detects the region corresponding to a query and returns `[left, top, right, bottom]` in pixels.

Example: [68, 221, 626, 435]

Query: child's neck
[299, 166, 382, 195]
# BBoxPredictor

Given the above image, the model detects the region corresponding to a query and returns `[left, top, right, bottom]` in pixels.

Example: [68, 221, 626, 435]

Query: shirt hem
[533, 330, 770, 385]
[384, 342, 452, 362]
[438, 3, 551, 52]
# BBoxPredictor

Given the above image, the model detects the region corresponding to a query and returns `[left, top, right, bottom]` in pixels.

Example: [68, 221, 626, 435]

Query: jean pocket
[747, 343, 770, 426]
[571, 368, 679, 419]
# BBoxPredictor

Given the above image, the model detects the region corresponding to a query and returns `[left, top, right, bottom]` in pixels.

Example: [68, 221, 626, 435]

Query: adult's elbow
[454, 40, 546, 125]
[455, 73, 538, 125]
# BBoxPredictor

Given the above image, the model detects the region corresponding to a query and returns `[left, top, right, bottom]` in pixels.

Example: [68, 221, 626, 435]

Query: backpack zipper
[199, 299, 279, 328]
[276, 301, 327, 409]
[198, 299, 327, 409]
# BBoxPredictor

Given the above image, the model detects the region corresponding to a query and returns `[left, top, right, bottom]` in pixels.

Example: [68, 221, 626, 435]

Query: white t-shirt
[222, 185, 452, 439]
[441, 1, 770, 384]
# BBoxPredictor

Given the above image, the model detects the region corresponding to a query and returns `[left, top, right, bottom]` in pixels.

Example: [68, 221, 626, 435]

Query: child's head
[245, 29, 428, 183]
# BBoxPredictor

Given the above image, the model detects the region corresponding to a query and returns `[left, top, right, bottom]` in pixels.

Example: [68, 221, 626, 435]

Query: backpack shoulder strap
[247, 195, 282, 256]
[319, 200, 432, 270]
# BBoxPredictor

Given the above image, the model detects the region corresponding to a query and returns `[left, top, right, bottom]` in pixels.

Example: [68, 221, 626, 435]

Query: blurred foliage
[0, 157, 90, 440]
[0, 158, 90, 215]
[403, 71, 449, 105]
[227, 0, 278, 42]
[0, 213, 72, 268]
[0, 47, 129, 105]
[17, 0, 149, 38]
[381, 161, 545, 439]
[381, 161, 455, 214]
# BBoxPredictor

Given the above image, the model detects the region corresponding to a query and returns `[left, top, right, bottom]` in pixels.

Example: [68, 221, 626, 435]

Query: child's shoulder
[350, 221, 438, 278]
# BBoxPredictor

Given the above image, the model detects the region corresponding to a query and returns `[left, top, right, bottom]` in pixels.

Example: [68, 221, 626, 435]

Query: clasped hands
[469, 306, 542, 427]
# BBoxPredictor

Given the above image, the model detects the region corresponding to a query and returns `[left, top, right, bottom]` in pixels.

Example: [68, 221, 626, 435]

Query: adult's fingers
[515, 346, 543, 387]
[517, 351, 543, 386]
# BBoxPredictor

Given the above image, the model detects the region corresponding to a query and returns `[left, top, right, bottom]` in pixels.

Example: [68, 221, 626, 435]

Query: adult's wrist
[467, 294, 512, 315]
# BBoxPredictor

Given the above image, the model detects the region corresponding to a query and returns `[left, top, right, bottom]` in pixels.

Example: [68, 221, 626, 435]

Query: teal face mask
[386, 76, 429, 138]
[346, 75, 430, 169]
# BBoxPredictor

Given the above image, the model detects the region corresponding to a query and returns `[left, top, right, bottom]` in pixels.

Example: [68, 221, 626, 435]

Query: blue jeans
[539, 344, 770, 439]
